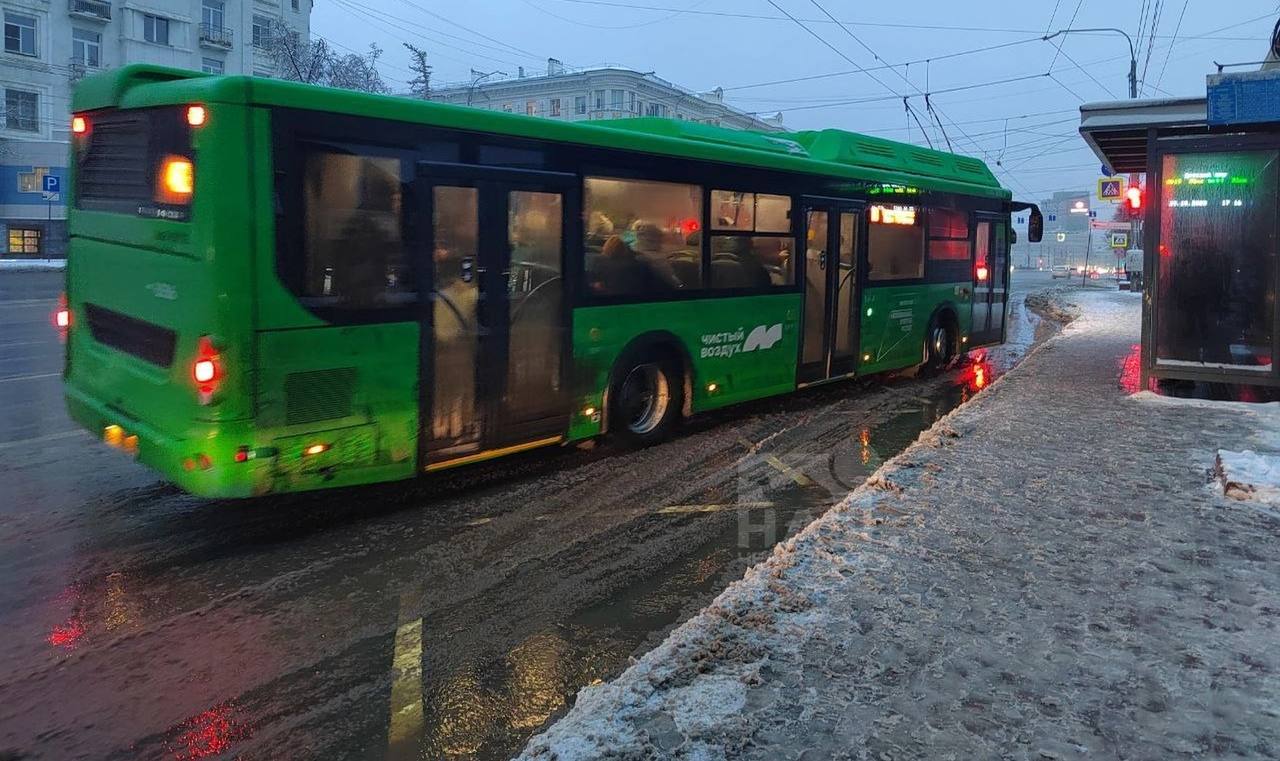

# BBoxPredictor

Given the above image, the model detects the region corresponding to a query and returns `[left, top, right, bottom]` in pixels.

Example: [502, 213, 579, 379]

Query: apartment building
[430, 61, 784, 133]
[0, 0, 310, 256]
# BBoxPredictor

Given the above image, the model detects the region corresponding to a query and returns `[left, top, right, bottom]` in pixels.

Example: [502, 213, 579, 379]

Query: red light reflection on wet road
[169, 704, 247, 760]
[47, 618, 85, 650]
[1119, 344, 1143, 393]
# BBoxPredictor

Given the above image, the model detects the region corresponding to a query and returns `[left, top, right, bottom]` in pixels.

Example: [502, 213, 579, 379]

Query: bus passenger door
[798, 199, 863, 384]
[420, 166, 573, 467]
[970, 217, 1008, 346]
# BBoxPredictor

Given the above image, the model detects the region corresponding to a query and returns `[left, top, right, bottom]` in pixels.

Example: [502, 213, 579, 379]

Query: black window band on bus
[75, 107, 193, 221]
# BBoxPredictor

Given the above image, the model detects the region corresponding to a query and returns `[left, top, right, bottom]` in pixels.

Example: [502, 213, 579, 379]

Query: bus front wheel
[610, 353, 683, 447]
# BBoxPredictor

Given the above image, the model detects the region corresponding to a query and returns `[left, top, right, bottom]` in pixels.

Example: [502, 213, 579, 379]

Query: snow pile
[0, 258, 65, 271]
[1215, 449, 1280, 505]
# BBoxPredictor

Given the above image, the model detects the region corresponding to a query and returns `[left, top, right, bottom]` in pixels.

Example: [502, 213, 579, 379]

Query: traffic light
[1124, 186, 1143, 219]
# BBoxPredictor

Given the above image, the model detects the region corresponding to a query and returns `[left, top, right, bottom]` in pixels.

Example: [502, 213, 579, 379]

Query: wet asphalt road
[0, 269, 1054, 760]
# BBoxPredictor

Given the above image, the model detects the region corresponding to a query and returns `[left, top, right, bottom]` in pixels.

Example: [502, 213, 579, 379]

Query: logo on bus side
[743, 323, 783, 352]
[700, 323, 783, 359]
[145, 282, 178, 301]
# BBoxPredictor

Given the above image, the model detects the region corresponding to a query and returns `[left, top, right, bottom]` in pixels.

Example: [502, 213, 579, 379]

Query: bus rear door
[419, 164, 575, 468]
[798, 198, 864, 384]
[970, 216, 1008, 346]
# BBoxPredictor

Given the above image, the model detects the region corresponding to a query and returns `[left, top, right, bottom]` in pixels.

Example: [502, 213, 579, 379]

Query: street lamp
[466, 69, 507, 107]
[1043, 27, 1137, 99]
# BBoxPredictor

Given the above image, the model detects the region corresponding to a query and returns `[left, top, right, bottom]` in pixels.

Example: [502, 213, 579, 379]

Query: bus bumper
[64, 383, 263, 499]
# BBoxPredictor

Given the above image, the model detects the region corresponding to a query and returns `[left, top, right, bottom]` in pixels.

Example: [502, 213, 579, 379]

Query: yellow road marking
[464, 517, 492, 527]
[764, 454, 814, 486]
[657, 502, 775, 514]
[387, 595, 424, 757]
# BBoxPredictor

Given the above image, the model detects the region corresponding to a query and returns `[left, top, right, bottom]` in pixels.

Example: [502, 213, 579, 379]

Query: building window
[628, 91, 636, 113]
[72, 28, 101, 68]
[4, 12, 37, 56]
[584, 177, 704, 294]
[4, 89, 38, 132]
[291, 0, 299, 9]
[549, 98, 560, 117]
[574, 95, 586, 115]
[502, 103, 513, 113]
[7, 226, 41, 255]
[609, 89, 624, 109]
[525, 100, 537, 116]
[645, 102, 666, 117]
[592, 90, 604, 110]
[201, 56, 223, 74]
[252, 15, 272, 48]
[202, 0, 224, 29]
[143, 15, 170, 45]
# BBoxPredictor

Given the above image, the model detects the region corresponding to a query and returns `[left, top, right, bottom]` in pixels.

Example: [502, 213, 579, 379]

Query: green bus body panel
[66, 66, 1014, 498]
[255, 324, 418, 493]
[72, 65, 1010, 201]
[859, 283, 974, 372]
[569, 294, 801, 439]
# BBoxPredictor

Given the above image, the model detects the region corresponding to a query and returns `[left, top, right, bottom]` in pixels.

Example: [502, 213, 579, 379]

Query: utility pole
[1046, 26, 1141, 283]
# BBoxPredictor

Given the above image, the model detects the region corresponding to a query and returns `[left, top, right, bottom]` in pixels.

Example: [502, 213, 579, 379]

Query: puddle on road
[402, 355, 1009, 761]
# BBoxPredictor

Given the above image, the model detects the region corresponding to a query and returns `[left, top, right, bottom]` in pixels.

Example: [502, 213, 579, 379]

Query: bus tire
[609, 351, 683, 447]
[922, 314, 955, 375]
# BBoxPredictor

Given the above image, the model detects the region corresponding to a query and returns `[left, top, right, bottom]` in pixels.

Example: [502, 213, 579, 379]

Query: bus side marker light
[303, 443, 330, 457]
[582, 406, 596, 418]
[196, 453, 213, 470]
[862, 353, 872, 362]
[234, 446, 251, 463]
[706, 382, 718, 393]
[961, 336, 968, 344]
[186, 105, 207, 127]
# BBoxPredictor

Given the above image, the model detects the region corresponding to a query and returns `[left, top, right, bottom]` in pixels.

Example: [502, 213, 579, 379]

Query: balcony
[68, 0, 111, 21]
[199, 23, 234, 49]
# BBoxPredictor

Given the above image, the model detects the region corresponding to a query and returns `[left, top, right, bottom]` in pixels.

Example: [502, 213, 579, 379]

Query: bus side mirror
[1027, 207, 1044, 243]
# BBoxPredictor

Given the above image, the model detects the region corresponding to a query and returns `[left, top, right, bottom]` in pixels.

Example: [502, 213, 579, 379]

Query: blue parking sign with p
[43, 175, 60, 193]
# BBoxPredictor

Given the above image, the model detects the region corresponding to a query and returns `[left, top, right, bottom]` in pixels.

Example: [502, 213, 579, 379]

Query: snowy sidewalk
[519, 288, 1280, 761]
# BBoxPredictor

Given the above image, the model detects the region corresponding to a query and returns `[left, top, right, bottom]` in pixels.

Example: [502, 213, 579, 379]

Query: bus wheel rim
[622, 364, 669, 434]
[931, 325, 947, 361]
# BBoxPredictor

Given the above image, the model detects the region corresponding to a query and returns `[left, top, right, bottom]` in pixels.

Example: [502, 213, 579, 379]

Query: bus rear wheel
[922, 316, 955, 375]
[610, 354, 682, 447]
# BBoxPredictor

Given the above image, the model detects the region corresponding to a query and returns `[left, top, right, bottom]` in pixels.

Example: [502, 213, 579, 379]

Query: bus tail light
[53, 292, 70, 330]
[975, 265, 990, 282]
[186, 105, 207, 127]
[156, 155, 194, 205]
[193, 336, 222, 404]
[71, 115, 88, 134]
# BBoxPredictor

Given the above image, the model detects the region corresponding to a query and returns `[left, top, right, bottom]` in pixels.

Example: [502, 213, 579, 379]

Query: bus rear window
[74, 107, 193, 221]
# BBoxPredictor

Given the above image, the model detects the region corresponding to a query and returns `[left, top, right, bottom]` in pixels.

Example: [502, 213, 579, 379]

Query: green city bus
[63, 65, 1041, 498]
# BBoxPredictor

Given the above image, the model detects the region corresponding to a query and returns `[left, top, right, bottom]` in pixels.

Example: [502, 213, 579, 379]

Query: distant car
[1051, 265, 1070, 279]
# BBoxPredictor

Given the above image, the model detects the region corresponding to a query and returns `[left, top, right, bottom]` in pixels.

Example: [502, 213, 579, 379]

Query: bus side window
[301, 150, 415, 309]
[583, 176, 703, 296]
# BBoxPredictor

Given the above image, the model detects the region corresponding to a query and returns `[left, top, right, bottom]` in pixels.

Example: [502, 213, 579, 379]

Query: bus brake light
[186, 105, 207, 127]
[193, 336, 222, 403]
[976, 265, 990, 282]
[71, 115, 88, 134]
[54, 293, 70, 329]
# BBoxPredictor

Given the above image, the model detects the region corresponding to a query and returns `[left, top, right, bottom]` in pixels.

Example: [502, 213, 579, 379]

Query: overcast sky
[311, 0, 1280, 201]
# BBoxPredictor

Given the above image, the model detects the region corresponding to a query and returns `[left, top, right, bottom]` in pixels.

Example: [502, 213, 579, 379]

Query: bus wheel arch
[603, 332, 691, 445]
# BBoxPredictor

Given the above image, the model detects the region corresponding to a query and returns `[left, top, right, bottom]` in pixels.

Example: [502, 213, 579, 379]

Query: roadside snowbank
[0, 259, 65, 272]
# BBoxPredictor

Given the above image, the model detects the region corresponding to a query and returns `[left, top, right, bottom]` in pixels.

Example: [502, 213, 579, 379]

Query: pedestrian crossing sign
[1098, 177, 1126, 201]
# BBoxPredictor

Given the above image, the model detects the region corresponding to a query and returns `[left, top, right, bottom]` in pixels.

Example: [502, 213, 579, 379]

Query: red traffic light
[1125, 186, 1143, 210]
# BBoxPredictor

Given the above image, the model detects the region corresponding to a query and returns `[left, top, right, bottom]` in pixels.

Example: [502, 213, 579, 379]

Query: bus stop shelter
[1080, 75, 1280, 392]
